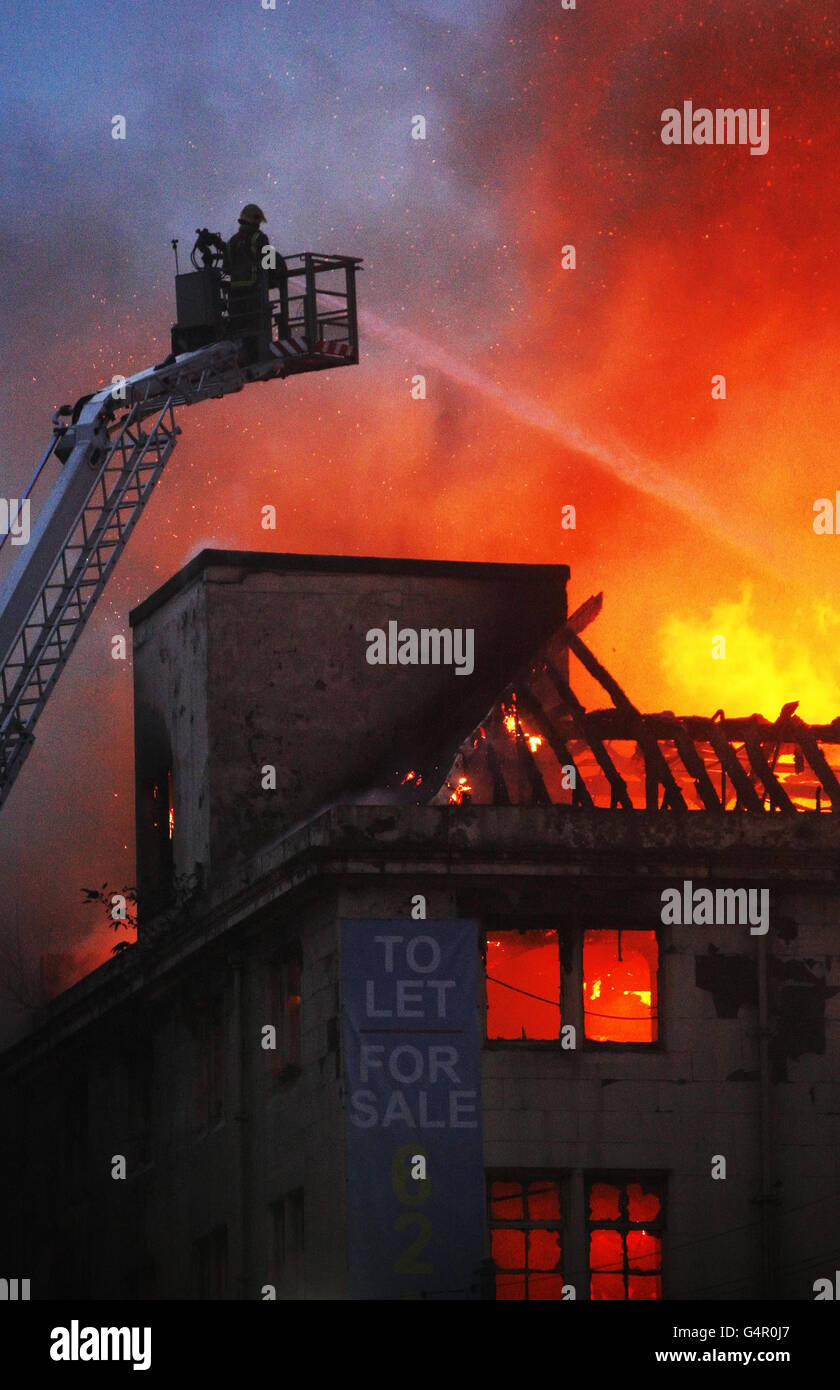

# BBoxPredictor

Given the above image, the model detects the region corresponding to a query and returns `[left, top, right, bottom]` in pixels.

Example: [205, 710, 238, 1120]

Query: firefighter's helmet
[239, 203, 267, 225]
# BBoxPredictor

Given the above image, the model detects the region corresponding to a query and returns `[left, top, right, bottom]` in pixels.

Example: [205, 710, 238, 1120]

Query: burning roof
[131, 552, 840, 914]
[429, 594, 840, 814]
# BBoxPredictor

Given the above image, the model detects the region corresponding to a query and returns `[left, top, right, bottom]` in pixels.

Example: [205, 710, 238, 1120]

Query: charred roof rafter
[434, 596, 840, 815]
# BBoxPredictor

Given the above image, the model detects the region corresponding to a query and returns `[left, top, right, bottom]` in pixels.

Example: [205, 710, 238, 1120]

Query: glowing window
[490, 1177, 565, 1300]
[485, 930, 561, 1040]
[588, 1179, 662, 1300]
[583, 930, 658, 1043]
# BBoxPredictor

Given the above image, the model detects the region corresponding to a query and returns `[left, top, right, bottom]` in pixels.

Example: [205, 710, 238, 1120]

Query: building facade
[2, 552, 839, 1300]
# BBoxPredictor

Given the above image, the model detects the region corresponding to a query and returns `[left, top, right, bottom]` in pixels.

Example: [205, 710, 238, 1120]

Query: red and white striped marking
[272, 336, 351, 361]
[274, 336, 310, 358]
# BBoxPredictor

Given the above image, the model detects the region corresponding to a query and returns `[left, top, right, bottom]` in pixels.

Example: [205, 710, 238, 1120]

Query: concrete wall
[331, 809, 840, 1301]
[3, 889, 348, 1299]
[4, 805, 838, 1300]
[245, 888, 347, 1300]
[130, 552, 569, 893]
[132, 574, 210, 906]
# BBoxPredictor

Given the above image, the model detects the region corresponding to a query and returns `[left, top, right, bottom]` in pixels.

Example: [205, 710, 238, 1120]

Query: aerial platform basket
[172, 250, 362, 376]
[0, 245, 362, 810]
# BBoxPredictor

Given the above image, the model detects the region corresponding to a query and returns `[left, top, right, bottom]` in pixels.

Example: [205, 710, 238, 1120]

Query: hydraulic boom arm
[0, 251, 360, 812]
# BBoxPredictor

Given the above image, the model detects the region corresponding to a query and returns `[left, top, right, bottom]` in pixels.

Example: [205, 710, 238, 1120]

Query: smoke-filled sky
[0, 0, 838, 1031]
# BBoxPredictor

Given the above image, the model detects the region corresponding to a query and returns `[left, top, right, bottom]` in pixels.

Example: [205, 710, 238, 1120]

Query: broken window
[583, 929, 658, 1043]
[588, 1178, 662, 1300]
[489, 1176, 565, 1300]
[485, 930, 562, 1039]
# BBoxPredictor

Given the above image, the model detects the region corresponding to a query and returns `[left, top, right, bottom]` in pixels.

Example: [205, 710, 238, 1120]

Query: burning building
[2, 550, 839, 1300]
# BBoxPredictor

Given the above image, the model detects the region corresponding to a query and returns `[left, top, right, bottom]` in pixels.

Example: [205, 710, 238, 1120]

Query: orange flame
[502, 699, 543, 754]
[449, 775, 472, 804]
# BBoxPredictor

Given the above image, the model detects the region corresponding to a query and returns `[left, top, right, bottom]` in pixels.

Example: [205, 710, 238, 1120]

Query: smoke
[359, 307, 788, 585]
[1, 0, 838, 1027]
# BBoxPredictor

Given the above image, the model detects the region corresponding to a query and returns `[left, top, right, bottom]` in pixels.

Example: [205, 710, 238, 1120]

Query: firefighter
[226, 204, 272, 363]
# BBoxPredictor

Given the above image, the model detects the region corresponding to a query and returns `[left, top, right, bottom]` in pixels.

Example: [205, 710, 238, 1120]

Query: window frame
[481, 921, 663, 1051]
[586, 1172, 666, 1301]
[487, 1170, 567, 1301]
[581, 926, 663, 1052]
[482, 924, 565, 1048]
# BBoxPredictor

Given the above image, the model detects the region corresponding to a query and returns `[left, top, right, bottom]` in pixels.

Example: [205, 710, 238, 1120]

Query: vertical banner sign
[341, 919, 484, 1299]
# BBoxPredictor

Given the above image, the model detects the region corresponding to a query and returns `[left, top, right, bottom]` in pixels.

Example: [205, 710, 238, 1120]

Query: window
[194, 996, 225, 1128]
[583, 930, 658, 1043]
[271, 1189, 304, 1298]
[489, 1176, 565, 1299]
[193, 1227, 227, 1299]
[484, 926, 659, 1046]
[588, 1178, 662, 1299]
[269, 945, 302, 1076]
[484, 930, 562, 1039]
